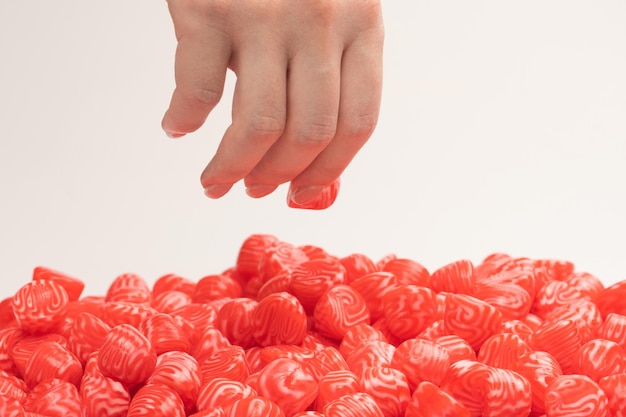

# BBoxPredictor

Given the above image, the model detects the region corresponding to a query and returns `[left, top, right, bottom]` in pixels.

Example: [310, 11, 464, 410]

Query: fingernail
[288, 185, 326, 206]
[165, 131, 186, 138]
[287, 178, 341, 210]
[245, 184, 278, 198]
[203, 184, 232, 199]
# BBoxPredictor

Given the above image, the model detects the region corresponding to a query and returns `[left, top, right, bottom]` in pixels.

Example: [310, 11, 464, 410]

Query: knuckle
[341, 112, 379, 141]
[185, 86, 223, 108]
[245, 113, 286, 141]
[295, 116, 337, 147]
[306, 0, 339, 23]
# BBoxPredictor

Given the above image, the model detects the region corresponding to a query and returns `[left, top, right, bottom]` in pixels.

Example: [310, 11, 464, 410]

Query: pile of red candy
[1, 234, 625, 417]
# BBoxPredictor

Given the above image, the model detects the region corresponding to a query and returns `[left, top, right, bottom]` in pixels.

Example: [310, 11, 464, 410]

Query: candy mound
[1, 234, 625, 417]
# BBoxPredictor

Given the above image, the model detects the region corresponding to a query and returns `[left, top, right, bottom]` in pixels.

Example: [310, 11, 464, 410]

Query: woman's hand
[162, 0, 384, 208]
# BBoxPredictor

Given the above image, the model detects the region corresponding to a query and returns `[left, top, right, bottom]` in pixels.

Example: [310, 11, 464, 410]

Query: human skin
[162, 0, 384, 207]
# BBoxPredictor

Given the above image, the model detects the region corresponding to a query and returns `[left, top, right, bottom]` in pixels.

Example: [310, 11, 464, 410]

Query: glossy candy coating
[314, 284, 370, 341]
[97, 323, 157, 386]
[544, 374, 609, 417]
[252, 292, 307, 346]
[12, 279, 69, 334]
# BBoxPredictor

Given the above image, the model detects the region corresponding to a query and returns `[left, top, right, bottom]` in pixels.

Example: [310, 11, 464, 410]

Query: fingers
[163, 1, 384, 208]
[242, 40, 342, 198]
[287, 29, 384, 206]
[200, 40, 288, 198]
[161, 17, 231, 137]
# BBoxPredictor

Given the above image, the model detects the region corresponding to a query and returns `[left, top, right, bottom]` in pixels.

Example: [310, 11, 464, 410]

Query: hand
[162, 0, 384, 209]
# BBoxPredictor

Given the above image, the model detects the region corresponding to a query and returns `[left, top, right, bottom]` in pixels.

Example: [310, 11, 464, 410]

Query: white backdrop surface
[1, 1, 625, 297]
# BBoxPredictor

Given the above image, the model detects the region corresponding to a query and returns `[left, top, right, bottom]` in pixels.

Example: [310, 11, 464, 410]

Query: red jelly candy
[67, 311, 111, 364]
[139, 312, 190, 354]
[24, 341, 82, 388]
[533, 280, 583, 319]
[261, 345, 315, 366]
[597, 313, 626, 349]
[215, 298, 258, 348]
[514, 350, 563, 415]
[598, 373, 626, 417]
[252, 292, 307, 346]
[0, 327, 25, 373]
[339, 253, 377, 284]
[152, 273, 196, 297]
[544, 374, 609, 417]
[148, 350, 202, 413]
[200, 345, 251, 384]
[32, 266, 84, 302]
[431, 259, 475, 295]
[499, 319, 534, 341]
[236, 234, 279, 281]
[382, 285, 436, 341]
[543, 299, 602, 342]
[338, 323, 388, 359]
[313, 284, 370, 341]
[301, 331, 337, 354]
[171, 303, 217, 348]
[193, 274, 242, 303]
[528, 318, 584, 374]
[192, 327, 232, 364]
[257, 240, 308, 282]
[80, 352, 130, 417]
[391, 337, 450, 390]
[290, 258, 346, 314]
[444, 293, 503, 351]
[256, 357, 318, 416]
[305, 346, 350, 382]
[0, 297, 16, 328]
[477, 267, 536, 301]
[98, 323, 157, 386]
[190, 409, 226, 417]
[565, 271, 605, 300]
[439, 359, 491, 416]
[477, 333, 532, 370]
[595, 280, 626, 319]
[24, 378, 87, 417]
[105, 273, 152, 305]
[346, 340, 396, 375]
[534, 258, 575, 282]
[473, 282, 532, 320]
[256, 270, 293, 300]
[196, 378, 257, 415]
[152, 290, 192, 314]
[483, 367, 532, 417]
[127, 383, 186, 417]
[102, 301, 157, 328]
[227, 396, 285, 417]
[474, 253, 514, 281]
[405, 381, 471, 417]
[287, 177, 340, 210]
[10, 333, 68, 378]
[315, 369, 361, 412]
[0, 396, 24, 417]
[434, 334, 476, 364]
[299, 244, 333, 262]
[12, 279, 69, 334]
[323, 392, 384, 417]
[380, 258, 430, 287]
[574, 338, 626, 382]
[359, 366, 410, 417]
[350, 272, 398, 322]
[0, 369, 28, 404]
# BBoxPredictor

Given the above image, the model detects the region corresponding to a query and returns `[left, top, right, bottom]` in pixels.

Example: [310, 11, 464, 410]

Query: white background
[1, 1, 624, 298]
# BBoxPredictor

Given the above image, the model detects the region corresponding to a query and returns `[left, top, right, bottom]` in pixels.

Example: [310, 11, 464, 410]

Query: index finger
[161, 14, 231, 137]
